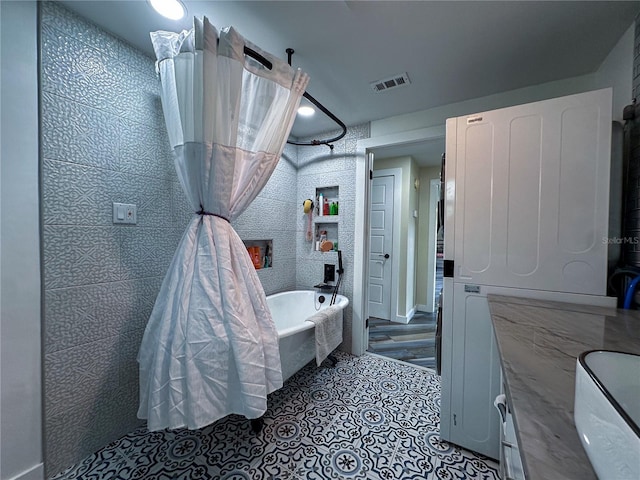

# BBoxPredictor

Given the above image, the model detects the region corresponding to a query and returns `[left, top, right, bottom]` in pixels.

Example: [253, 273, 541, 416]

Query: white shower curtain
[138, 17, 309, 431]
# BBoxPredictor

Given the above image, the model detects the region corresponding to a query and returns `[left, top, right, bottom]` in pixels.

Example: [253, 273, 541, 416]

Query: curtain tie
[196, 205, 230, 223]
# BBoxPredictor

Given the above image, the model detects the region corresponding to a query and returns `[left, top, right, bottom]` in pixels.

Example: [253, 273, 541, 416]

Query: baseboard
[416, 304, 434, 313]
[391, 307, 415, 324]
[390, 316, 410, 325]
[7, 463, 44, 480]
[406, 307, 416, 322]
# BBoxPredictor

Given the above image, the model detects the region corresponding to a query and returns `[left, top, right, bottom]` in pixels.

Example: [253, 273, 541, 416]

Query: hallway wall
[1, 2, 43, 479]
[416, 166, 442, 311]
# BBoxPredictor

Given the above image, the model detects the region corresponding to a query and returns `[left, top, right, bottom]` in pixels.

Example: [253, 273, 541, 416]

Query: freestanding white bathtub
[266, 290, 349, 381]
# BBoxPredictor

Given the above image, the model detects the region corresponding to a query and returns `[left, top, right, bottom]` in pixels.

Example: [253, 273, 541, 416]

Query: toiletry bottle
[323, 197, 329, 216]
[250, 246, 261, 269]
[319, 231, 327, 249]
[318, 193, 324, 216]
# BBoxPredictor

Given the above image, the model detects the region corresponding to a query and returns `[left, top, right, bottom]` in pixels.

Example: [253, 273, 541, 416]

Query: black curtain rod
[289, 90, 348, 150]
[244, 46, 347, 150]
[244, 45, 273, 70]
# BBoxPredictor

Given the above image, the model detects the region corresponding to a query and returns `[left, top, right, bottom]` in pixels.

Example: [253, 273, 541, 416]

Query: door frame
[352, 125, 446, 355]
[425, 178, 440, 312]
[369, 168, 402, 325]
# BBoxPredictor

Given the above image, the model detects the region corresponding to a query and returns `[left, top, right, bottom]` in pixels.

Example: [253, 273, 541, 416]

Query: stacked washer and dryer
[438, 88, 616, 459]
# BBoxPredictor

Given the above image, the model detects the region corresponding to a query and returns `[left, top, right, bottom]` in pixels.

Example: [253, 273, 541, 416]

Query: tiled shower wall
[232, 142, 299, 295]
[41, 2, 299, 476]
[41, 2, 179, 475]
[41, 3, 179, 475]
[295, 124, 371, 353]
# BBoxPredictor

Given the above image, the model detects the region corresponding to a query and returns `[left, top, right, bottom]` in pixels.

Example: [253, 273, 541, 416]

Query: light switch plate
[113, 202, 137, 224]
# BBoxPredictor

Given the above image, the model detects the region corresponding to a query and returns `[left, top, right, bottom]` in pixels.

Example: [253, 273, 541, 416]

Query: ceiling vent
[370, 72, 411, 93]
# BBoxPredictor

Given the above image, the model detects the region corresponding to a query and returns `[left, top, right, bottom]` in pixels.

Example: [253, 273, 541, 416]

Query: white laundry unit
[440, 88, 614, 459]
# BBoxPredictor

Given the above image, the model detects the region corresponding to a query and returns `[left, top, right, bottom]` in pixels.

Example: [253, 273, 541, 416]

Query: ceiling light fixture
[149, 0, 186, 20]
[297, 106, 315, 117]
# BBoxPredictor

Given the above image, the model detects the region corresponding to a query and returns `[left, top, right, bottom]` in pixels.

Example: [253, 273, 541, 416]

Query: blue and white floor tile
[51, 352, 499, 480]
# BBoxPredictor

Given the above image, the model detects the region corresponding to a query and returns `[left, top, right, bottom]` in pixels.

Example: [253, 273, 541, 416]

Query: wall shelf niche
[313, 215, 340, 224]
[241, 239, 273, 269]
[313, 186, 340, 253]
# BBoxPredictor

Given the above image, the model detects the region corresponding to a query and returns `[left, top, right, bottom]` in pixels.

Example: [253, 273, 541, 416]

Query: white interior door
[368, 175, 394, 319]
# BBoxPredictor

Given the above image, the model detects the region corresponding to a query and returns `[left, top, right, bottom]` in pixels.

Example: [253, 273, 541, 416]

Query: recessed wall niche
[313, 186, 339, 253]
[241, 239, 273, 269]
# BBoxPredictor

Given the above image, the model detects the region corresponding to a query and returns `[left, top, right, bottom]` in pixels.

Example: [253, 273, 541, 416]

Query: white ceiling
[60, 0, 639, 166]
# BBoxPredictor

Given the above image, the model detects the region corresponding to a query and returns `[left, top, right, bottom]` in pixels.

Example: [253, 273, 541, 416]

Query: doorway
[366, 167, 442, 368]
[352, 125, 446, 358]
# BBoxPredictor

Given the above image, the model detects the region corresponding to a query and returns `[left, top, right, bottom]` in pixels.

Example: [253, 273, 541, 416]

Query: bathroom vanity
[487, 295, 640, 480]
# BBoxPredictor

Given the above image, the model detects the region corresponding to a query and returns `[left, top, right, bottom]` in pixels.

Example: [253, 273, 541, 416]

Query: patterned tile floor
[51, 352, 498, 480]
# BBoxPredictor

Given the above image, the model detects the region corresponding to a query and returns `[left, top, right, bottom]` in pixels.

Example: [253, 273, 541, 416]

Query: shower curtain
[138, 17, 309, 431]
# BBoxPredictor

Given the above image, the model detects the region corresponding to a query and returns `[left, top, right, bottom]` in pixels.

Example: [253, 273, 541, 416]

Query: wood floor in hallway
[367, 312, 437, 369]
[367, 258, 443, 370]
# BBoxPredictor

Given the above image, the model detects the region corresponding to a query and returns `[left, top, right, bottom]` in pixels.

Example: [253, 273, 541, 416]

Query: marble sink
[574, 350, 640, 479]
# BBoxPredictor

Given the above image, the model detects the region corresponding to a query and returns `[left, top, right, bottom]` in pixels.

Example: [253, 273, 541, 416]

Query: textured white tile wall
[295, 123, 370, 353]
[231, 142, 299, 296]
[40, 2, 180, 475]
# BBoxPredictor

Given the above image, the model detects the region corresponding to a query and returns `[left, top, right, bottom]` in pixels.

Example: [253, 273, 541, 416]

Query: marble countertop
[487, 295, 640, 480]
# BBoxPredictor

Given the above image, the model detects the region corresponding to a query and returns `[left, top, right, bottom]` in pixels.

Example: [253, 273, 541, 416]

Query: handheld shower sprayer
[330, 250, 344, 306]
